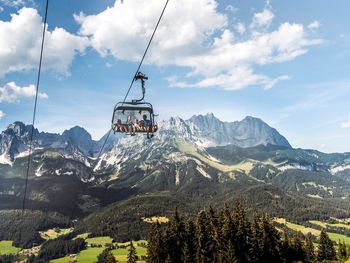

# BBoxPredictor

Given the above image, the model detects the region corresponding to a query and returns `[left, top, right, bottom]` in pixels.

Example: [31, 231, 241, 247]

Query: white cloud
[225, 5, 238, 13]
[251, 8, 274, 29]
[0, 82, 48, 103]
[308, 20, 321, 30]
[341, 118, 350, 128]
[76, 0, 322, 91]
[235, 22, 246, 34]
[0, 0, 35, 7]
[0, 6, 4, 12]
[0, 7, 89, 77]
[0, 110, 4, 120]
[169, 67, 289, 91]
[75, 0, 227, 62]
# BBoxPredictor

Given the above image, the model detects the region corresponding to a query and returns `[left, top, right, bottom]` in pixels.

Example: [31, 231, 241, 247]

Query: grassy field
[142, 216, 169, 223]
[0, 241, 21, 255]
[111, 242, 147, 263]
[85, 236, 113, 245]
[50, 234, 147, 263]
[274, 218, 320, 236]
[51, 247, 105, 263]
[275, 218, 350, 245]
[310, 220, 350, 230]
[177, 140, 256, 173]
[74, 233, 89, 240]
[40, 228, 73, 240]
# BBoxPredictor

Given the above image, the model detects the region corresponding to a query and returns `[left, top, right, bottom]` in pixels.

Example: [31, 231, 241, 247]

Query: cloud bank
[0, 7, 89, 77]
[0, 82, 48, 103]
[75, 0, 322, 91]
[0, 1, 322, 91]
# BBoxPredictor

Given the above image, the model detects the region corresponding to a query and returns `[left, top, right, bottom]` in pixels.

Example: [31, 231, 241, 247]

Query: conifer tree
[303, 234, 315, 263]
[338, 240, 347, 260]
[196, 210, 213, 263]
[183, 220, 196, 263]
[127, 241, 137, 263]
[231, 202, 251, 262]
[219, 204, 236, 262]
[207, 206, 220, 262]
[97, 248, 116, 263]
[317, 230, 336, 261]
[290, 234, 305, 262]
[251, 213, 281, 263]
[163, 208, 185, 263]
[280, 231, 292, 262]
[147, 222, 165, 263]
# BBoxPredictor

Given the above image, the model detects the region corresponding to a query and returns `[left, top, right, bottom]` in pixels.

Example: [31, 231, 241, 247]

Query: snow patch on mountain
[0, 153, 12, 166]
[330, 164, 350, 175]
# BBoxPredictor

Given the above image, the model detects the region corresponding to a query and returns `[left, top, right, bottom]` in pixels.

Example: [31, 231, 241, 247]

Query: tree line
[147, 202, 348, 263]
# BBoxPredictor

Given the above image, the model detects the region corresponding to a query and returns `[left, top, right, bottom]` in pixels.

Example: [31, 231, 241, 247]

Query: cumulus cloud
[75, 0, 227, 62]
[76, 0, 322, 91]
[0, 110, 4, 120]
[0, 7, 89, 77]
[235, 22, 246, 34]
[0, 82, 48, 103]
[251, 8, 274, 29]
[341, 118, 350, 128]
[0, 0, 35, 8]
[225, 5, 238, 13]
[308, 20, 320, 30]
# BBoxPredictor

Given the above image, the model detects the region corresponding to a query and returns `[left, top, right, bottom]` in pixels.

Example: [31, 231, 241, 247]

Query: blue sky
[0, 0, 349, 153]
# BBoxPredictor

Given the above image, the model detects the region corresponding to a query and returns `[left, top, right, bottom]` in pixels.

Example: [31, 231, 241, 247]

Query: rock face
[0, 114, 291, 164]
[187, 114, 291, 148]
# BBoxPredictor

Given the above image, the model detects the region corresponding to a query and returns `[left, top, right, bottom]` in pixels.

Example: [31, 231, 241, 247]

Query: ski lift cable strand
[91, 0, 170, 174]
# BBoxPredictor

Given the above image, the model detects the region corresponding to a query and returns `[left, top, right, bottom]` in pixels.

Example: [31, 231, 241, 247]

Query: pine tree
[231, 202, 251, 262]
[196, 210, 213, 263]
[97, 248, 116, 263]
[127, 241, 137, 263]
[317, 230, 336, 261]
[163, 208, 185, 263]
[337, 240, 347, 260]
[251, 213, 281, 263]
[290, 233, 305, 262]
[219, 204, 236, 262]
[147, 222, 165, 263]
[183, 220, 196, 263]
[280, 231, 293, 262]
[207, 206, 220, 262]
[303, 234, 315, 263]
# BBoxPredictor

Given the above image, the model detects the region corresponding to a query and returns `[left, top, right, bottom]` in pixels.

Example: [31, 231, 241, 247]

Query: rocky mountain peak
[62, 126, 92, 142]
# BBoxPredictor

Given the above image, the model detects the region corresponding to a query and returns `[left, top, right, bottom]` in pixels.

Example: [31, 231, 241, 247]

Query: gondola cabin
[111, 72, 158, 138]
[112, 102, 158, 136]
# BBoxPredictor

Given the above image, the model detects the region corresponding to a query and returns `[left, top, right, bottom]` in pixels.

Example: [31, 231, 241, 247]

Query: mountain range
[1, 113, 350, 239]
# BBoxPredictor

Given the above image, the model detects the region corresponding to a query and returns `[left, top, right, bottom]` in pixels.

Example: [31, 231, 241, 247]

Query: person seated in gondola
[142, 114, 152, 126]
[133, 119, 142, 132]
[140, 114, 154, 138]
[127, 115, 136, 135]
[115, 119, 127, 132]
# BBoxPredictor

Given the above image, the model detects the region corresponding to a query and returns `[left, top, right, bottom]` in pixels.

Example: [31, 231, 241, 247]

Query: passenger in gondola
[141, 114, 153, 138]
[133, 119, 142, 132]
[127, 115, 136, 135]
[116, 119, 127, 132]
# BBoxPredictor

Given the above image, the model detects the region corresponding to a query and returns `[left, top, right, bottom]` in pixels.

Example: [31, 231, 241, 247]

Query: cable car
[112, 72, 158, 138]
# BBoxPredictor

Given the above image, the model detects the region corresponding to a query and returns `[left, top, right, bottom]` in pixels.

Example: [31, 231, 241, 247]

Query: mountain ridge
[0, 113, 291, 165]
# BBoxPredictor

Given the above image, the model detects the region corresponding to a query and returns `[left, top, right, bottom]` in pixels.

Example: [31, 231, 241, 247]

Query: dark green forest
[147, 203, 347, 263]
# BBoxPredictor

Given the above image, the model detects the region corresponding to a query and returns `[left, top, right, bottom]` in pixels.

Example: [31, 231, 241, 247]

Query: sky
[0, 0, 349, 153]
